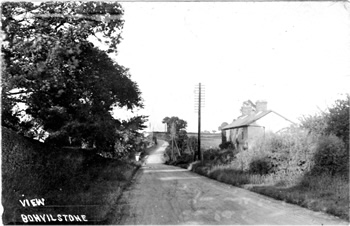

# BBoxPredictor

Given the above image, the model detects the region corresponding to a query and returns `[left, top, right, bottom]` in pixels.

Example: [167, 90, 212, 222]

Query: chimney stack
[256, 100, 267, 112]
[241, 106, 253, 115]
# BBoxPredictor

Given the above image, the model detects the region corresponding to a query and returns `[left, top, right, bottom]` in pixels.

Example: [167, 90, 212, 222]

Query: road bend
[113, 140, 348, 225]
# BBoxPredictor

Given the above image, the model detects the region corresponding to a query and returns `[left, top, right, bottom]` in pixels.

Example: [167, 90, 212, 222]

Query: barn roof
[222, 110, 295, 130]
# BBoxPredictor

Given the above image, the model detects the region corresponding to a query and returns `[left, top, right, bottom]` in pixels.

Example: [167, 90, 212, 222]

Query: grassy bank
[2, 127, 141, 224]
[190, 161, 349, 221]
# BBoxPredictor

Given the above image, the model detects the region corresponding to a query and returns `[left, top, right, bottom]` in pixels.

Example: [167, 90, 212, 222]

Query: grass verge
[3, 155, 141, 225]
[190, 161, 349, 221]
[2, 127, 142, 225]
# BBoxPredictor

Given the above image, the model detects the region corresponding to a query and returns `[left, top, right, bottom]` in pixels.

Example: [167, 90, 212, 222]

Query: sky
[110, 1, 350, 133]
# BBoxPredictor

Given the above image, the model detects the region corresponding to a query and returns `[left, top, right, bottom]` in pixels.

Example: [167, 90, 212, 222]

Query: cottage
[221, 100, 295, 151]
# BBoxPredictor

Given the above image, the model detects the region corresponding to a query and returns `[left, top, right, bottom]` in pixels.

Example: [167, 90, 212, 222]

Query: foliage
[299, 94, 349, 147]
[299, 114, 327, 135]
[203, 148, 236, 165]
[1, 2, 146, 153]
[186, 96, 350, 221]
[190, 160, 349, 221]
[203, 125, 349, 180]
[162, 116, 190, 163]
[325, 94, 349, 147]
[249, 157, 272, 175]
[218, 122, 228, 131]
[2, 126, 140, 224]
[162, 116, 187, 134]
[187, 136, 198, 154]
[112, 116, 149, 158]
[228, 129, 316, 176]
[312, 135, 348, 175]
[152, 135, 158, 145]
[176, 129, 188, 151]
[219, 141, 234, 150]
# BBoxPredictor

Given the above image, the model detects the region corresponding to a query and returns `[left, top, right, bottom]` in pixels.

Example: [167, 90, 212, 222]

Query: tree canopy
[1, 1, 147, 152]
[300, 94, 349, 148]
[325, 95, 349, 147]
[162, 116, 187, 134]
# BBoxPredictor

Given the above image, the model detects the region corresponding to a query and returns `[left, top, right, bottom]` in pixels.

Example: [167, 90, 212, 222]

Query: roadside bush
[174, 153, 193, 167]
[249, 157, 272, 175]
[219, 141, 233, 150]
[203, 148, 219, 161]
[312, 135, 348, 175]
[326, 95, 349, 148]
[187, 136, 198, 155]
[231, 133, 270, 172]
[230, 128, 319, 179]
[299, 114, 328, 136]
[300, 94, 349, 148]
[203, 148, 237, 165]
[176, 130, 188, 151]
[164, 131, 191, 163]
[207, 126, 348, 185]
[164, 144, 188, 165]
[266, 129, 315, 174]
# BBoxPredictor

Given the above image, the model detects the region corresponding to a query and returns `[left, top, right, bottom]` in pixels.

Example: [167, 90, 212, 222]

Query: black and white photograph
[1, 0, 349, 225]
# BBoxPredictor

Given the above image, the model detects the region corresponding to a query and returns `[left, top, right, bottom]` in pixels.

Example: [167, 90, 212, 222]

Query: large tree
[1, 2, 145, 151]
[300, 94, 349, 149]
[162, 116, 187, 134]
[325, 94, 349, 147]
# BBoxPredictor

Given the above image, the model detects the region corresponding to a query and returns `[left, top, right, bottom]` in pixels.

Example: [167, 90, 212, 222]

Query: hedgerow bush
[2, 126, 141, 224]
[265, 129, 317, 175]
[312, 135, 348, 175]
[164, 133, 196, 164]
[218, 127, 348, 182]
[300, 94, 349, 147]
[249, 157, 272, 175]
[203, 122, 348, 178]
[203, 148, 236, 165]
[219, 141, 233, 150]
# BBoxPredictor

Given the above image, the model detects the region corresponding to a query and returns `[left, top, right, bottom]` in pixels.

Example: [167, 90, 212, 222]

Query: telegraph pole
[198, 83, 201, 161]
[194, 83, 205, 161]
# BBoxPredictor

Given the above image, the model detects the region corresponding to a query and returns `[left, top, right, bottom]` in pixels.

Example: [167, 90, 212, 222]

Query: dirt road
[113, 141, 348, 225]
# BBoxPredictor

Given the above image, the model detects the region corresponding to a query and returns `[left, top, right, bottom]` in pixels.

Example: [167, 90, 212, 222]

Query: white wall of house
[225, 130, 230, 141]
[256, 112, 293, 133]
[229, 129, 237, 143]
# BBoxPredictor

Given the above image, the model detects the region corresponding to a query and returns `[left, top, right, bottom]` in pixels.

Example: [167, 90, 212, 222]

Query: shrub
[202, 148, 236, 165]
[300, 94, 349, 149]
[326, 94, 349, 148]
[262, 129, 320, 175]
[218, 127, 349, 184]
[219, 141, 233, 150]
[230, 129, 319, 177]
[174, 153, 193, 166]
[176, 130, 188, 150]
[312, 135, 348, 175]
[203, 148, 219, 161]
[230, 133, 270, 172]
[299, 114, 328, 136]
[187, 136, 198, 154]
[249, 157, 272, 175]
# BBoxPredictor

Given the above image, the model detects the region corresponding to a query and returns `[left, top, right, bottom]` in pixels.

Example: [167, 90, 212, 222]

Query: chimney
[241, 106, 253, 116]
[256, 100, 267, 112]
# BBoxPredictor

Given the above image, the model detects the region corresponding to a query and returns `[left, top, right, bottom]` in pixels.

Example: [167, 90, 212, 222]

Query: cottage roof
[222, 110, 295, 130]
